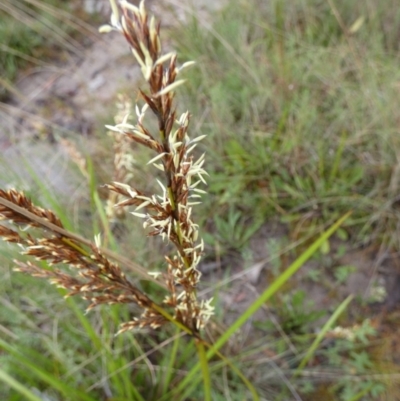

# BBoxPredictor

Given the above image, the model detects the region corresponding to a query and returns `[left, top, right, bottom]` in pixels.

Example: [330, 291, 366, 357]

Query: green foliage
[321, 319, 384, 401]
[1, 0, 396, 399]
[176, 0, 400, 249]
[213, 207, 264, 252]
[334, 265, 357, 284]
[280, 290, 326, 335]
[0, 0, 88, 99]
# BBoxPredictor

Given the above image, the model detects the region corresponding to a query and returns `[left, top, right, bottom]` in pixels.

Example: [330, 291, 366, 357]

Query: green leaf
[173, 212, 351, 400]
[320, 239, 330, 254]
[295, 294, 354, 373]
[0, 338, 97, 401]
[0, 368, 43, 401]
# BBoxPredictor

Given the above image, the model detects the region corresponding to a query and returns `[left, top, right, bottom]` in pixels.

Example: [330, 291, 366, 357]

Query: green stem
[0, 196, 167, 288]
[171, 212, 352, 400]
[162, 327, 181, 394]
[151, 302, 194, 336]
[294, 294, 354, 375]
[167, 186, 176, 212]
[196, 339, 212, 401]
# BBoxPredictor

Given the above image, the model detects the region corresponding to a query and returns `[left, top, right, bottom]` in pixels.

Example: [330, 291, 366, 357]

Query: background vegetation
[1, 0, 400, 400]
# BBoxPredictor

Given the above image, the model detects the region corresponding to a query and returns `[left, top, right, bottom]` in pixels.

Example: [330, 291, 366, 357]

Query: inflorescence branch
[0, 0, 213, 335]
[101, 0, 213, 332]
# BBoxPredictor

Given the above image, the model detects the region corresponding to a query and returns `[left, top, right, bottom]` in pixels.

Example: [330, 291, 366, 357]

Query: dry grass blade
[0, 1, 83, 55]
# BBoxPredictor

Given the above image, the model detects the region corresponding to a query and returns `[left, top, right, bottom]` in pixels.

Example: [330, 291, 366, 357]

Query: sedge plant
[0, 0, 214, 352]
[0, 1, 352, 400]
[0, 1, 226, 398]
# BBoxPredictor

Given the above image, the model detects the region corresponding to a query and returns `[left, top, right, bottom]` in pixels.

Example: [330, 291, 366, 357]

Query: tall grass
[175, 0, 400, 251]
[0, 0, 397, 400]
[0, 0, 99, 99]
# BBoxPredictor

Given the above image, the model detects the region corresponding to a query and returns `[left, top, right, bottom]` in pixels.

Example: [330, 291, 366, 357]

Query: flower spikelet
[102, 0, 213, 332]
[0, 189, 166, 331]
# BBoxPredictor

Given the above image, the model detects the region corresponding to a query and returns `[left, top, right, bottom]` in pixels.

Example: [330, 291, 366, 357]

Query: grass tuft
[0, 0, 398, 400]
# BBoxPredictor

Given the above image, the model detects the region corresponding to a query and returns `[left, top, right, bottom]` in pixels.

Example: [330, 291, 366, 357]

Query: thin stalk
[65, 297, 103, 351]
[172, 212, 351, 399]
[102, 308, 145, 401]
[0, 369, 43, 401]
[150, 302, 194, 336]
[329, 130, 347, 185]
[295, 294, 354, 374]
[347, 383, 375, 401]
[196, 338, 212, 401]
[164, 340, 260, 401]
[0, 338, 97, 401]
[0, 196, 166, 288]
[161, 326, 181, 394]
